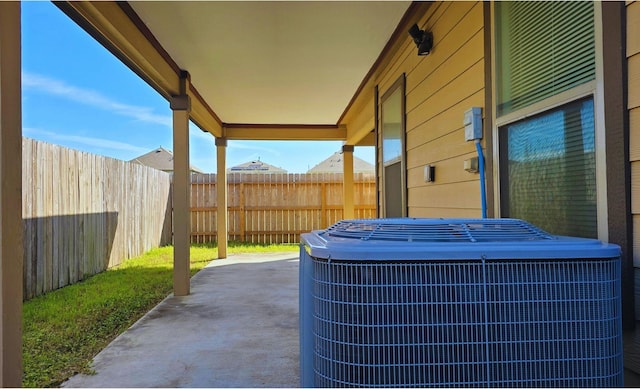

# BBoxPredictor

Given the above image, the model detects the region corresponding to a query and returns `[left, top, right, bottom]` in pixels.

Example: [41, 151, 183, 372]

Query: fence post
[239, 181, 245, 242]
[321, 181, 327, 228]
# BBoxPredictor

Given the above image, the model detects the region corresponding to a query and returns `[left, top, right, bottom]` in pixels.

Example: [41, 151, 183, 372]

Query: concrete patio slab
[62, 252, 300, 388]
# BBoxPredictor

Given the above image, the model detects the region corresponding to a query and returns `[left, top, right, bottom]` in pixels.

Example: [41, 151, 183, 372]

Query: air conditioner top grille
[323, 218, 552, 243]
[301, 218, 621, 261]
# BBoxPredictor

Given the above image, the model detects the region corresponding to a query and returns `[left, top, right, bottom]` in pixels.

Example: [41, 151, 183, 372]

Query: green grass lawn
[22, 242, 298, 388]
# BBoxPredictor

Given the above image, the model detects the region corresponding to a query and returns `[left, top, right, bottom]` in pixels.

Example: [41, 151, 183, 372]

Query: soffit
[128, 1, 411, 125]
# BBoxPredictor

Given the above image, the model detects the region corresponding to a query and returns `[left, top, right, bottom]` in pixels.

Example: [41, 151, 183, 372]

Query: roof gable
[228, 159, 287, 174]
[307, 151, 374, 174]
[130, 147, 204, 173]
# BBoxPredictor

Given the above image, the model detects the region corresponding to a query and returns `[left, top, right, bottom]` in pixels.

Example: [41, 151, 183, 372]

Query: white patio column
[216, 138, 228, 259]
[342, 145, 355, 220]
[171, 72, 191, 296]
[0, 2, 23, 385]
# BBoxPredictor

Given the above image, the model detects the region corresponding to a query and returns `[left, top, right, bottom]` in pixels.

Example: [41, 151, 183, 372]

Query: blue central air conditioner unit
[299, 218, 623, 388]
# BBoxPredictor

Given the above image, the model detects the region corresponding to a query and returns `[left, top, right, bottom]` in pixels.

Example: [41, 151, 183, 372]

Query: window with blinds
[499, 98, 597, 239]
[495, 1, 595, 116]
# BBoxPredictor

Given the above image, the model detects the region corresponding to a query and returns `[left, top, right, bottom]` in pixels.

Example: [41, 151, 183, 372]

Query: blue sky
[21, 2, 375, 174]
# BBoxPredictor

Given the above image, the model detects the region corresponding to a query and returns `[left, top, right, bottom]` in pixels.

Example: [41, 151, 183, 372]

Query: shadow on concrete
[63, 252, 301, 388]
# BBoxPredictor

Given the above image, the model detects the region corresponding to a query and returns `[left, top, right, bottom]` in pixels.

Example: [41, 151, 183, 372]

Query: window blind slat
[496, 1, 595, 116]
[501, 99, 596, 239]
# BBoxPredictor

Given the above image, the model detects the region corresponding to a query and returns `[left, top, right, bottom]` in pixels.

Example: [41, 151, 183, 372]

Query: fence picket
[189, 172, 376, 244]
[22, 136, 375, 298]
[22, 138, 172, 300]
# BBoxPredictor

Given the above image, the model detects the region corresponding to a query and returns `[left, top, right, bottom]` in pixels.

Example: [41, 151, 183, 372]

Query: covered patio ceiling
[56, 1, 413, 143]
[0, 3, 427, 383]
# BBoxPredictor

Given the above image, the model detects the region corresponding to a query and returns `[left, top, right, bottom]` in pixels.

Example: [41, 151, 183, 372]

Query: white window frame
[490, 1, 608, 241]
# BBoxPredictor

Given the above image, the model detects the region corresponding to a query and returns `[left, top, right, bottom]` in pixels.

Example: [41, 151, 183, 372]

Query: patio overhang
[54, 1, 225, 137]
[222, 124, 347, 141]
[46, 0, 424, 300]
[53, 1, 419, 142]
[0, 1, 438, 383]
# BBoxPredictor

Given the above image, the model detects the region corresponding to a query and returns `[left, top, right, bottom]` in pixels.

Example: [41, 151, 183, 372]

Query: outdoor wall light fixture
[408, 23, 433, 56]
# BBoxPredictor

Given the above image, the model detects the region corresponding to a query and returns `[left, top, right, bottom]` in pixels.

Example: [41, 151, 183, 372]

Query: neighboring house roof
[228, 160, 287, 174]
[307, 151, 374, 174]
[129, 147, 204, 173]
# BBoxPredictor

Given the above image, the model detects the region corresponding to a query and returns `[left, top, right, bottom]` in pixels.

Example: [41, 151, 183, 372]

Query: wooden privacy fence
[191, 172, 377, 244]
[22, 138, 173, 300]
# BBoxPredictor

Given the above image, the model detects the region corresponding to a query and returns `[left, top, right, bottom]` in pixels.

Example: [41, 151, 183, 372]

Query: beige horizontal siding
[406, 90, 484, 142]
[405, 11, 484, 113]
[344, 1, 485, 218]
[407, 152, 479, 188]
[404, 1, 485, 217]
[376, 2, 451, 93]
[408, 180, 480, 210]
[406, 57, 484, 122]
[630, 54, 640, 109]
[409, 206, 483, 219]
[407, 129, 477, 171]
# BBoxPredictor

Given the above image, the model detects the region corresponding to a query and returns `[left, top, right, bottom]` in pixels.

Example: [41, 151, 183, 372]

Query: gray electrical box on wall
[463, 107, 483, 141]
